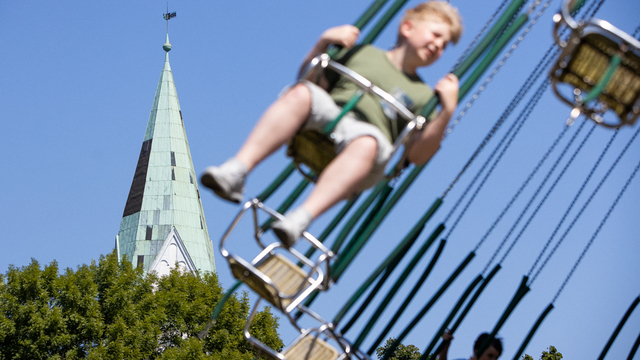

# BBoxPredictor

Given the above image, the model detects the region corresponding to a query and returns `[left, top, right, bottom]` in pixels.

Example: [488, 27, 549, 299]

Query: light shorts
[299, 81, 393, 191]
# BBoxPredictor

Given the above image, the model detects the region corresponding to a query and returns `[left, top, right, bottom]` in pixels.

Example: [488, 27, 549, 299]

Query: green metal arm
[256, 162, 296, 202]
[333, 183, 393, 255]
[476, 276, 530, 359]
[453, 0, 527, 78]
[419, 275, 484, 360]
[366, 234, 446, 355]
[458, 14, 529, 97]
[597, 296, 640, 360]
[329, 181, 390, 256]
[354, 222, 446, 348]
[199, 279, 243, 339]
[298, 197, 359, 266]
[581, 53, 622, 104]
[379, 251, 475, 359]
[340, 250, 406, 335]
[511, 303, 554, 360]
[360, 0, 412, 45]
[331, 217, 429, 325]
[429, 264, 501, 357]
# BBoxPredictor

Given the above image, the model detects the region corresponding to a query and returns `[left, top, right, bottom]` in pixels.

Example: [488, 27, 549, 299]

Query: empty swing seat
[551, 4, 640, 127]
[282, 332, 341, 360]
[244, 300, 359, 360]
[230, 253, 310, 311]
[221, 199, 334, 316]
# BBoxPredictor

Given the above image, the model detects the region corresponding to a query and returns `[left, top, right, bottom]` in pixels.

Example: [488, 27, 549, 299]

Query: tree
[0, 252, 283, 359]
[376, 337, 423, 360]
[523, 346, 563, 360]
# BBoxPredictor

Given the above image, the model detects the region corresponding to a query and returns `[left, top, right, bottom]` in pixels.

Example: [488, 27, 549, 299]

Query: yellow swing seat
[244, 298, 362, 360]
[550, 0, 640, 127]
[220, 199, 335, 316]
[288, 129, 337, 180]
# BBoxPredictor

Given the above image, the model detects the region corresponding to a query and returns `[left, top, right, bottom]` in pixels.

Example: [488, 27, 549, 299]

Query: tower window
[189, 173, 194, 184]
[172, 169, 175, 180]
[171, 152, 176, 166]
[146, 226, 152, 240]
[137, 255, 144, 269]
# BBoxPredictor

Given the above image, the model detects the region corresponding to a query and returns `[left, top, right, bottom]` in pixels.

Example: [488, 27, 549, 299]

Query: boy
[201, 1, 463, 248]
[438, 331, 503, 360]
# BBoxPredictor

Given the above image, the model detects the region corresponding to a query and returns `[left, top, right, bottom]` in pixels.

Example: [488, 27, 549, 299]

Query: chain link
[444, 0, 552, 137]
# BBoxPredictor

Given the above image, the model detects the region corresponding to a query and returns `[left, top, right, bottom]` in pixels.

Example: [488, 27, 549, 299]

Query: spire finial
[162, 4, 176, 52]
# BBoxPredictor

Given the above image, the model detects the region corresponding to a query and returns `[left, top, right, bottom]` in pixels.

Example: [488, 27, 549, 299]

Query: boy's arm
[407, 73, 459, 165]
[297, 25, 360, 81]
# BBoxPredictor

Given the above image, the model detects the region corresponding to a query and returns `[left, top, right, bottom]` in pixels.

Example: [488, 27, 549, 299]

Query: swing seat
[289, 54, 427, 181]
[288, 130, 337, 182]
[230, 253, 310, 311]
[282, 334, 340, 360]
[551, 7, 640, 127]
[244, 299, 358, 360]
[220, 199, 334, 316]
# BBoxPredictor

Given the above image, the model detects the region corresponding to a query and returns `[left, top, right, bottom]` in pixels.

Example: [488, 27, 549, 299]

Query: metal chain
[444, 0, 552, 136]
[529, 123, 640, 285]
[444, 0, 606, 137]
[497, 120, 616, 269]
[471, 89, 578, 253]
[501, 1, 609, 272]
[552, 154, 640, 303]
[441, 80, 548, 239]
[441, 45, 561, 199]
[482, 118, 602, 275]
[449, 0, 512, 72]
[441, 0, 607, 202]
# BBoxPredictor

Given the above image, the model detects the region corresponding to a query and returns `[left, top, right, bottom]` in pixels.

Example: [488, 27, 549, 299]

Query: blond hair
[397, 1, 463, 45]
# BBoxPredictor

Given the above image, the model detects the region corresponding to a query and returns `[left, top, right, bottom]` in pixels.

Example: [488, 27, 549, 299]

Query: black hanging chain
[530, 123, 640, 285]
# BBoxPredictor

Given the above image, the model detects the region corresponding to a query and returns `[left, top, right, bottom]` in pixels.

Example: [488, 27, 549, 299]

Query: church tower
[115, 33, 216, 275]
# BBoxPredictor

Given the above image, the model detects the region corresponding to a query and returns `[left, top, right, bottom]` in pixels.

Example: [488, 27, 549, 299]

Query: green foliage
[376, 337, 423, 360]
[523, 346, 563, 360]
[0, 253, 283, 359]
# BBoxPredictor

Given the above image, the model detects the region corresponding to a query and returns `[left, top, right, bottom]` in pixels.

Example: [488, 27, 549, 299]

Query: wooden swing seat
[282, 335, 340, 360]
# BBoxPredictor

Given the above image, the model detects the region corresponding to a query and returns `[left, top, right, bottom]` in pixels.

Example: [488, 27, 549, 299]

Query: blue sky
[2, 1, 640, 359]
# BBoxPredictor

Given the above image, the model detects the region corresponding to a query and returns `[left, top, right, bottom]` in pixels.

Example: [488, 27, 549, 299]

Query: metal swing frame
[243, 297, 368, 360]
[220, 199, 335, 318]
[288, 53, 427, 183]
[550, 0, 640, 128]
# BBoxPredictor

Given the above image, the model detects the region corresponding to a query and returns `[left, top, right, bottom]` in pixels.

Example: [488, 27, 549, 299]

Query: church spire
[115, 28, 215, 275]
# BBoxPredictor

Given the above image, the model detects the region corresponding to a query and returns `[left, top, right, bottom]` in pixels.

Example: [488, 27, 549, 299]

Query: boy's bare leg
[302, 136, 378, 218]
[272, 136, 378, 248]
[201, 83, 312, 203]
[235, 83, 312, 171]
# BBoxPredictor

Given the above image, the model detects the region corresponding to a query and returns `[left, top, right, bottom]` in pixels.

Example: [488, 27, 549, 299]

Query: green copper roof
[116, 36, 215, 274]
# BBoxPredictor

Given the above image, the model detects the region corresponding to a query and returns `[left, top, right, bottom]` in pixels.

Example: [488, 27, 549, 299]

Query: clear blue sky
[2, 1, 639, 359]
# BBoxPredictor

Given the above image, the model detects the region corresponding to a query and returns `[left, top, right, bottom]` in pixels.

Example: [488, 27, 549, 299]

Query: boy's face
[401, 17, 452, 68]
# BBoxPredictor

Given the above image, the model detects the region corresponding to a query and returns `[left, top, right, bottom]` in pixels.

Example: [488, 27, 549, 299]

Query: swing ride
[201, 0, 640, 359]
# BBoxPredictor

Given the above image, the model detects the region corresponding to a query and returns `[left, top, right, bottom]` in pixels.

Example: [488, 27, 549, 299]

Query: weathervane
[163, 3, 176, 34]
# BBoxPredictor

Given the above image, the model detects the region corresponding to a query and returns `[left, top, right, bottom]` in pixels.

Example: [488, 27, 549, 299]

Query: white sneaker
[272, 208, 313, 248]
[200, 159, 246, 204]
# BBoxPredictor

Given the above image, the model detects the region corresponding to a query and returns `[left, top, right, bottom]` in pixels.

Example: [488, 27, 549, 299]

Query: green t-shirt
[330, 45, 435, 142]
